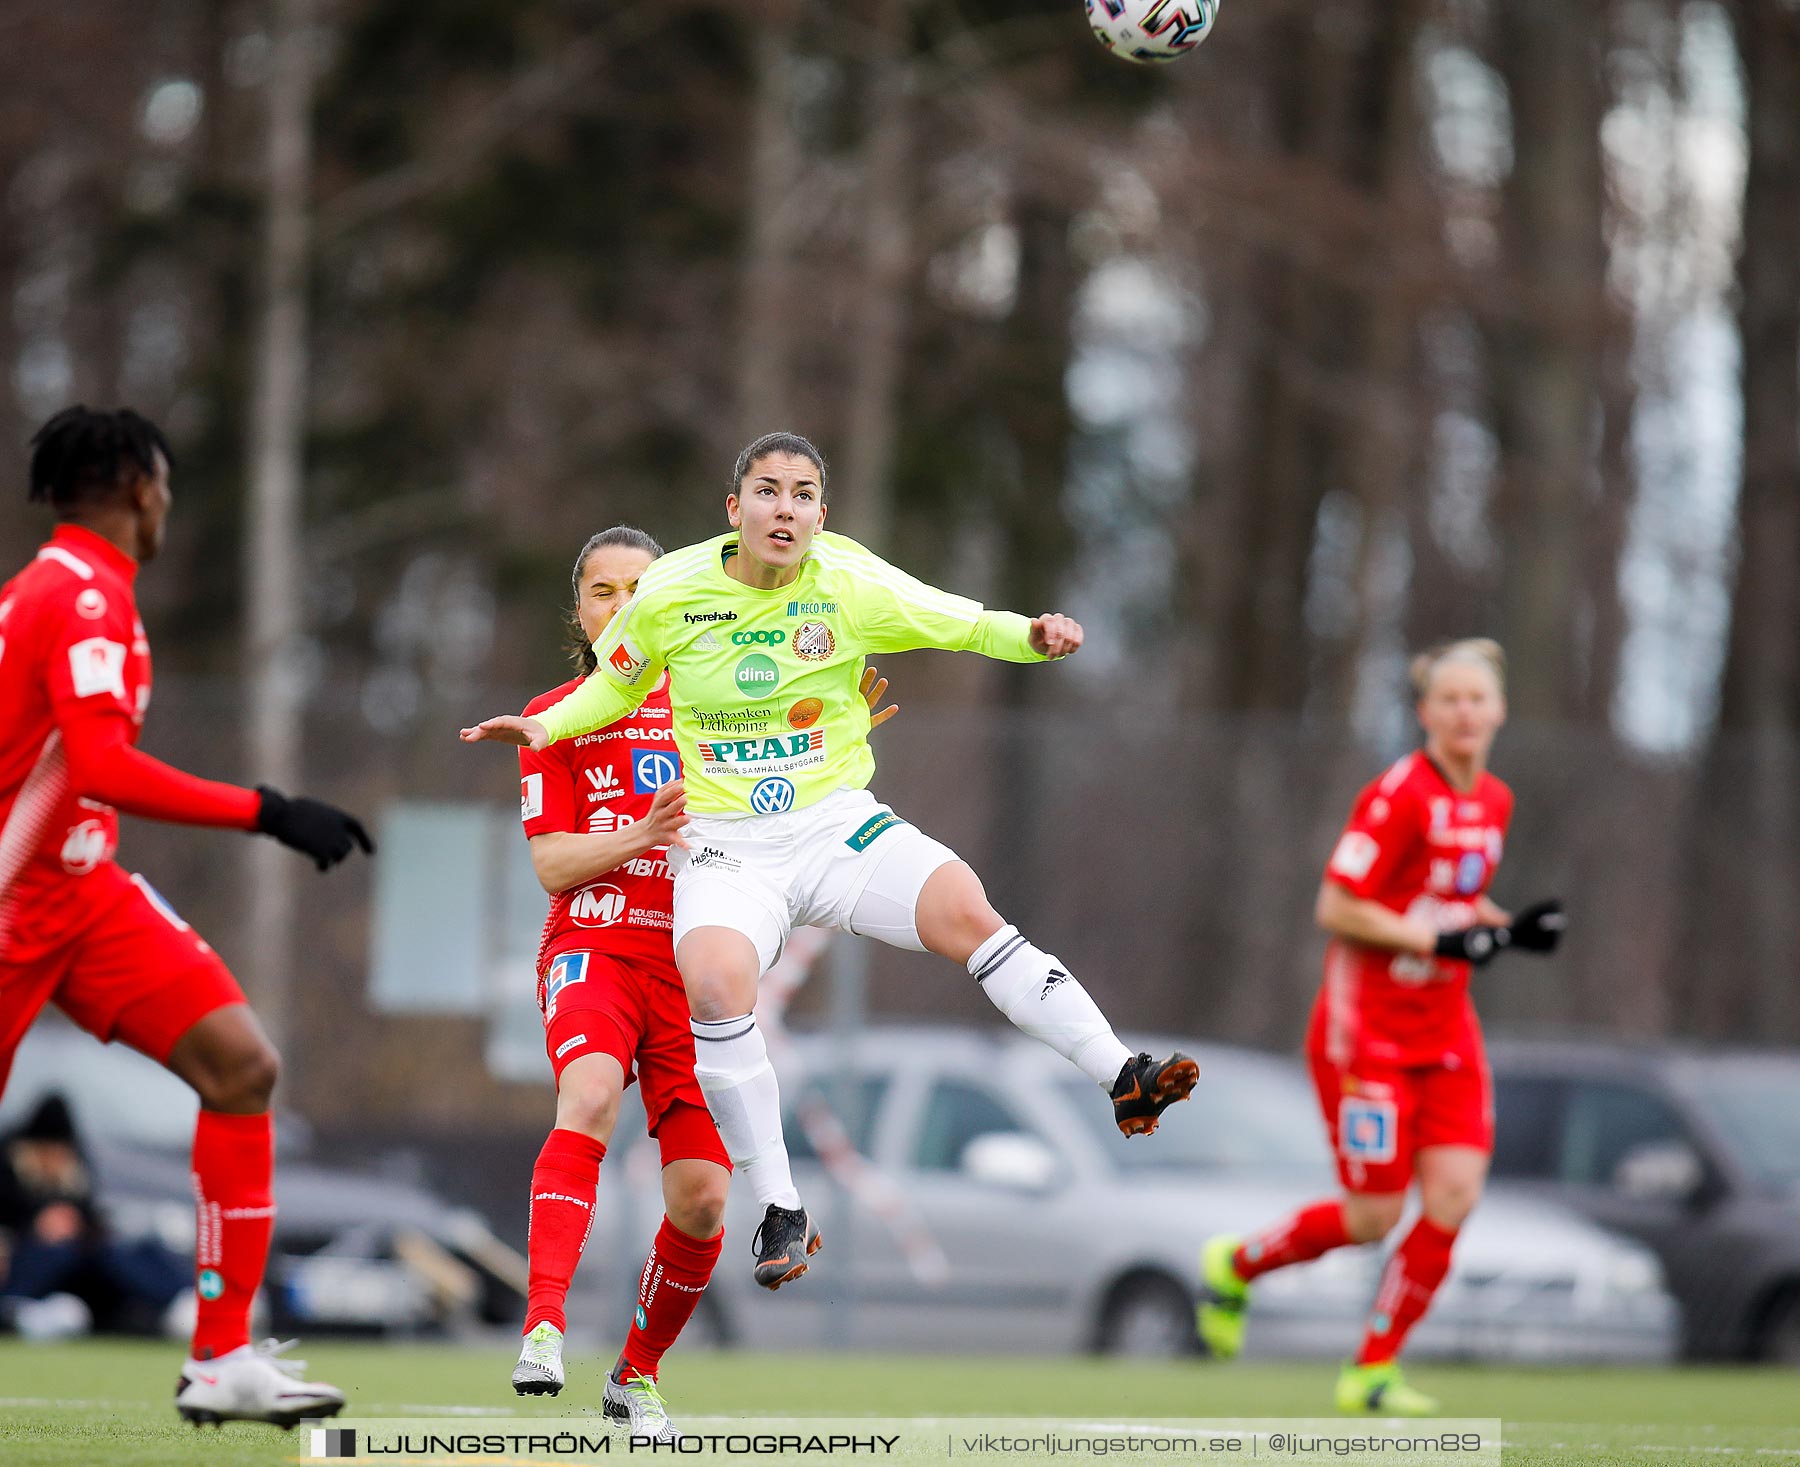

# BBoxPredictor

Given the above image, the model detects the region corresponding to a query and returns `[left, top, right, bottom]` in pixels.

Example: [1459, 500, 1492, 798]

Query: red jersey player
[1197, 639, 1565, 1415]
[507, 526, 893, 1440]
[0, 408, 372, 1428]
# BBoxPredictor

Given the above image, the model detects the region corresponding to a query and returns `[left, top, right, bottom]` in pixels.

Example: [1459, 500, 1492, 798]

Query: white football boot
[175, 1338, 346, 1429]
[511, 1321, 566, 1396]
[603, 1368, 680, 1444]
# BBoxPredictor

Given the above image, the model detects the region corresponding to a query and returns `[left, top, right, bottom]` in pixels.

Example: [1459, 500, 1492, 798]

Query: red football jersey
[0, 527, 152, 958]
[519, 674, 680, 976]
[1307, 750, 1514, 1068]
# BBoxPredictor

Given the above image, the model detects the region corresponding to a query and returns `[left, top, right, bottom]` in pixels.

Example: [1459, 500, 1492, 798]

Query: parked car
[0, 1020, 526, 1335]
[1488, 1037, 1800, 1361]
[591, 1025, 1678, 1362]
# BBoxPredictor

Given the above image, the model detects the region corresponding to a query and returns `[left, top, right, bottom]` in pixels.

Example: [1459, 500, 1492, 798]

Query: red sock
[1233, 1199, 1351, 1282]
[1357, 1217, 1458, 1365]
[525, 1129, 607, 1334]
[189, 1110, 275, 1360]
[619, 1216, 724, 1381]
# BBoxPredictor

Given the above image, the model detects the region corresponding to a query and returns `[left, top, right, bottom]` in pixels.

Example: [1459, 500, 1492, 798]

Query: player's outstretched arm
[59, 710, 372, 870]
[833, 536, 1072, 665]
[461, 714, 550, 751]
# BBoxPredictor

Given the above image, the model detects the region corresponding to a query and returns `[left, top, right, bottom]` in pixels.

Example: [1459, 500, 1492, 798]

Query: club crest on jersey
[697, 728, 826, 778]
[544, 952, 590, 1018]
[1339, 1097, 1397, 1164]
[632, 747, 679, 792]
[793, 621, 835, 662]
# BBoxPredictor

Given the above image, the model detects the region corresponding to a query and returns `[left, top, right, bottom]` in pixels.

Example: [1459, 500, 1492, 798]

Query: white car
[584, 1025, 1680, 1362]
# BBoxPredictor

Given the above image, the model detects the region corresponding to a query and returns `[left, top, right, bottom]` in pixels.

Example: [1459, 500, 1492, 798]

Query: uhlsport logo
[309, 1427, 356, 1458]
[734, 653, 780, 697]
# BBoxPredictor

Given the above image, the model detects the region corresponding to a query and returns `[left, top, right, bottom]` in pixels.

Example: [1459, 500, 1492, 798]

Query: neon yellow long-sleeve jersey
[533, 531, 1047, 815]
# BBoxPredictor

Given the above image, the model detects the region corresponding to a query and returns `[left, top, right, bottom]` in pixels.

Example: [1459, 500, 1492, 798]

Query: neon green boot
[1196, 1235, 1250, 1359]
[1334, 1359, 1439, 1417]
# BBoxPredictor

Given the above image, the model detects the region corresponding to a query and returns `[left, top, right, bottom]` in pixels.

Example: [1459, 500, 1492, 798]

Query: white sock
[689, 1016, 800, 1210]
[967, 925, 1133, 1087]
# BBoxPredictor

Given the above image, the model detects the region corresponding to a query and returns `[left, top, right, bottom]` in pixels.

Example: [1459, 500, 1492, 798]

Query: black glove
[255, 786, 375, 871]
[1508, 899, 1566, 953]
[1435, 925, 1509, 966]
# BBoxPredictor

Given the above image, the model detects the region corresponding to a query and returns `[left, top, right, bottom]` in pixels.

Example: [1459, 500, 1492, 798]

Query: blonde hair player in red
[509, 526, 894, 1441]
[1197, 640, 1565, 1415]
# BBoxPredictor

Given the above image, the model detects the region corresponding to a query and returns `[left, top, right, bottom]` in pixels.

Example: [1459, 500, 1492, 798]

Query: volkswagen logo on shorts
[751, 777, 796, 814]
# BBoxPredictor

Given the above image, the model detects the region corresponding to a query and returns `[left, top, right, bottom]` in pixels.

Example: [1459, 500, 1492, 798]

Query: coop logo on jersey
[733, 653, 780, 697]
[697, 729, 826, 778]
[633, 747, 679, 792]
[60, 819, 111, 875]
[1454, 851, 1487, 895]
[68, 637, 127, 700]
[1339, 1097, 1397, 1164]
[787, 599, 838, 616]
[751, 777, 796, 814]
[731, 628, 785, 646]
[608, 635, 650, 683]
[792, 620, 835, 662]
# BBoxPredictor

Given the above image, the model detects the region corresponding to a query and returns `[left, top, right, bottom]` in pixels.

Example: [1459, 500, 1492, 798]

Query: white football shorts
[669, 788, 960, 974]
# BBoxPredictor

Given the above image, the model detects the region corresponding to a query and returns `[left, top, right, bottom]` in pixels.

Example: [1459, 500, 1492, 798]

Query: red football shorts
[536, 948, 728, 1171]
[0, 865, 246, 1094]
[1307, 1047, 1493, 1194]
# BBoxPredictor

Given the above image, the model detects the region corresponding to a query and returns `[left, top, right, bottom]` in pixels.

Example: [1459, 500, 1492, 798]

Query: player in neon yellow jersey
[464, 432, 1198, 1288]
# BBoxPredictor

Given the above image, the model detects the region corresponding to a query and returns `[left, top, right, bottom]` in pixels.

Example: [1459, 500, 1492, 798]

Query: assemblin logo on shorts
[683, 610, 738, 624]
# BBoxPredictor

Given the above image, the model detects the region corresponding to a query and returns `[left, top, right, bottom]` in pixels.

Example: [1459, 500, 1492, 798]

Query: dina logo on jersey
[696, 729, 827, 777]
[733, 653, 780, 697]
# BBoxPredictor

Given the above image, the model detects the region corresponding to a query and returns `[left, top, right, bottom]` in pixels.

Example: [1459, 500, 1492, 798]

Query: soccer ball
[1085, 0, 1220, 64]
